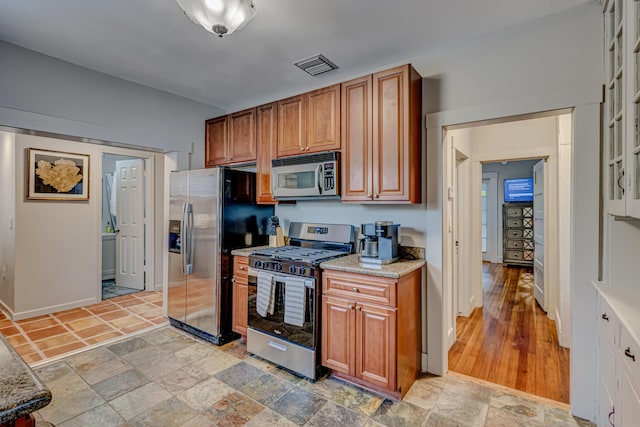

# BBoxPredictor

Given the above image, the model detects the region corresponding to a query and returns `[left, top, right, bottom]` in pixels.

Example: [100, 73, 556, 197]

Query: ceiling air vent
[294, 54, 339, 76]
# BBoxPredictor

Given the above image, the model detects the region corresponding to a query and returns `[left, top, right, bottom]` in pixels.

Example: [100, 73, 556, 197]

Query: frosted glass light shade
[176, 0, 256, 37]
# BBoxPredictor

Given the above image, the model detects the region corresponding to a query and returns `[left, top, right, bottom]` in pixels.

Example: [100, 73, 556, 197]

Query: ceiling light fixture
[176, 0, 256, 37]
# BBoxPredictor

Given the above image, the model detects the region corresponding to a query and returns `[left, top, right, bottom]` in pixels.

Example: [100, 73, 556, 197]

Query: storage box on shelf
[594, 283, 640, 426]
[502, 203, 534, 266]
[320, 268, 421, 399]
[341, 64, 422, 203]
[603, 0, 640, 218]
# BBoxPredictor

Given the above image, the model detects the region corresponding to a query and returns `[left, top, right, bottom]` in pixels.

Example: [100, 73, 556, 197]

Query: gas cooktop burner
[251, 245, 348, 263]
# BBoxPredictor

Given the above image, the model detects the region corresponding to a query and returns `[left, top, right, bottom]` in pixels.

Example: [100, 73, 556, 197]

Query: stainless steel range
[247, 222, 354, 380]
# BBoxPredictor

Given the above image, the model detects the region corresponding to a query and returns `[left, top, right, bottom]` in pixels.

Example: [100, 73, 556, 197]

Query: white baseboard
[153, 283, 163, 292]
[0, 299, 15, 319]
[10, 297, 99, 321]
[555, 307, 570, 348]
[102, 270, 116, 280]
[497, 256, 503, 263]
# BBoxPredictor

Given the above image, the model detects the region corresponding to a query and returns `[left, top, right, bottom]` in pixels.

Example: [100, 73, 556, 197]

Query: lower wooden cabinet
[232, 256, 249, 337]
[321, 268, 421, 399]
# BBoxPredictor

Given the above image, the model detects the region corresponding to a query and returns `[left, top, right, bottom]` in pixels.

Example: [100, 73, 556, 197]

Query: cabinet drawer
[506, 219, 523, 228]
[506, 207, 523, 217]
[323, 271, 396, 306]
[506, 250, 524, 260]
[506, 229, 523, 238]
[506, 240, 524, 249]
[597, 295, 619, 347]
[620, 326, 640, 387]
[233, 256, 249, 282]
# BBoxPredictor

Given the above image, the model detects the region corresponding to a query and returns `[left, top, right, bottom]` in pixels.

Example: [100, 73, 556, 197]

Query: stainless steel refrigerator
[167, 167, 273, 344]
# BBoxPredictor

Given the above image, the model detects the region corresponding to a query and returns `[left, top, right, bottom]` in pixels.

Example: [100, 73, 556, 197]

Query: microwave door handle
[317, 164, 323, 194]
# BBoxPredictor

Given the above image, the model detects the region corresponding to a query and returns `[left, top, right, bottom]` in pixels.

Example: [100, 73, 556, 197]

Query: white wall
[0, 41, 224, 168]
[424, 2, 601, 420]
[13, 134, 101, 317]
[482, 159, 539, 260]
[275, 202, 427, 248]
[0, 132, 16, 310]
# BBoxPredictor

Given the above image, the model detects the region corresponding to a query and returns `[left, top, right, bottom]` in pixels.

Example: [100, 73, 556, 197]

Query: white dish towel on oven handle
[284, 277, 312, 327]
[256, 271, 275, 317]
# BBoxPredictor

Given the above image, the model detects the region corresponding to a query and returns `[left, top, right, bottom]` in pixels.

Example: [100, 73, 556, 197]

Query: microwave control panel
[323, 162, 336, 191]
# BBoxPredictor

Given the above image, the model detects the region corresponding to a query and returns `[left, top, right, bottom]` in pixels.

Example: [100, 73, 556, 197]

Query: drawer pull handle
[268, 341, 287, 352]
[602, 313, 609, 322]
[609, 407, 615, 426]
[625, 347, 636, 362]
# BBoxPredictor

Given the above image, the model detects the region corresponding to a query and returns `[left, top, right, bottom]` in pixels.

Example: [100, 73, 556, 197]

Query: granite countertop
[230, 245, 270, 257]
[0, 335, 52, 424]
[320, 254, 425, 279]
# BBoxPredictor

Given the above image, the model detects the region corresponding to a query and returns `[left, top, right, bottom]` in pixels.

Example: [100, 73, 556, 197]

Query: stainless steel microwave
[271, 152, 339, 200]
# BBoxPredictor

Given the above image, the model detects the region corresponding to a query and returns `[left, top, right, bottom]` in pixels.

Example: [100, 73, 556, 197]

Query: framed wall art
[27, 148, 90, 200]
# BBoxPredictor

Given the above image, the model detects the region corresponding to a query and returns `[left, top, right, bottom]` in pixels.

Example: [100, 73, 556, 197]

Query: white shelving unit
[605, 0, 640, 218]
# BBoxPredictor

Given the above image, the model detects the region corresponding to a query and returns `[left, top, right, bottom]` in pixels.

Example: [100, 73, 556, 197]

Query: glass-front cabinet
[605, 0, 640, 218]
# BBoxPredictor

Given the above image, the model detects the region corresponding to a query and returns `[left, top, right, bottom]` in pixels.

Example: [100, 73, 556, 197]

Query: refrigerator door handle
[185, 203, 194, 275]
[181, 202, 188, 275]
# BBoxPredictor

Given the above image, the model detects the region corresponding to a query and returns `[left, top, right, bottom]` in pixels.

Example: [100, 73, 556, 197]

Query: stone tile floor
[32, 326, 593, 426]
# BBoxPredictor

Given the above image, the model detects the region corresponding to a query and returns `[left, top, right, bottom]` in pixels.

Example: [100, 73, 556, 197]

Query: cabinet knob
[240, 266, 245, 270]
[352, 287, 359, 292]
[355, 306, 361, 312]
[366, 194, 371, 199]
[300, 147, 305, 151]
[348, 304, 354, 310]
[375, 194, 380, 199]
[231, 278, 236, 283]
[306, 147, 310, 151]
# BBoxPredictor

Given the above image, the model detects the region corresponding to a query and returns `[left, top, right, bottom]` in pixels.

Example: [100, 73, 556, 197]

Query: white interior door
[482, 172, 499, 263]
[115, 159, 145, 290]
[533, 160, 545, 310]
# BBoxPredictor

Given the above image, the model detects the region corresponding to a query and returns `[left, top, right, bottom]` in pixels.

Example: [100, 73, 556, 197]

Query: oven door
[247, 267, 318, 349]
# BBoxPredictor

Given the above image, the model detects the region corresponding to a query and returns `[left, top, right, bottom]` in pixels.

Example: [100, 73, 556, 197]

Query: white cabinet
[604, 0, 640, 217]
[595, 287, 640, 426]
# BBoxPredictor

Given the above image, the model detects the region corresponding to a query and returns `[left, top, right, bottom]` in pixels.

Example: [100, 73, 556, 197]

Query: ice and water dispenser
[169, 220, 181, 253]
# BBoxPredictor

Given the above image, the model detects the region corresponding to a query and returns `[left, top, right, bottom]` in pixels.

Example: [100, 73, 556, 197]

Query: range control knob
[275, 263, 283, 271]
[254, 260, 262, 268]
[289, 265, 296, 274]
[298, 267, 306, 276]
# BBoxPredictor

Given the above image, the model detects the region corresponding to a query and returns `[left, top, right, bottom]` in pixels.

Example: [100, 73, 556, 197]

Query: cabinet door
[307, 84, 340, 153]
[232, 256, 249, 335]
[277, 94, 307, 157]
[228, 108, 257, 164]
[621, 372, 640, 427]
[341, 75, 373, 202]
[372, 65, 408, 201]
[321, 295, 355, 376]
[205, 116, 228, 167]
[256, 102, 277, 204]
[356, 302, 396, 390]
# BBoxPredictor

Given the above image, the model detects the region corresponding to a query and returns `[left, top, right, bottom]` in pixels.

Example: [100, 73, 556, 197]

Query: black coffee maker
[359, 221, 400, 264]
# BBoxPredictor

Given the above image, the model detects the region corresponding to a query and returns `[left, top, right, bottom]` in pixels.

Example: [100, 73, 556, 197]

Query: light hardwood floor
[448, 263, 570, 403]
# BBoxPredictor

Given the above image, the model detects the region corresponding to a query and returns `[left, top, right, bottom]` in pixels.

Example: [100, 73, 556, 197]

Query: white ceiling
[0, 0, 593, 113]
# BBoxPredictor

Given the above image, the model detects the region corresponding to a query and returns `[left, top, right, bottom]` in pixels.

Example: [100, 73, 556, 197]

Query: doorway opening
[101, 153, 148, 300]
[444, 112, 573, 403]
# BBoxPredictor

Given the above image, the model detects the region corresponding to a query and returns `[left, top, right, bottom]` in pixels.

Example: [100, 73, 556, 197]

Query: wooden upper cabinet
[342, 64, 422, 203]
[307, 84, 341, 153]
[341, 76, 373, 202]
[205, 108, 256, 167]
[277, 84, 340, 157]
[205, 116, 228, 167]
[256, 102, 277, 204]
[228, 108, 257, 164]
[277, 94, 306, 157]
